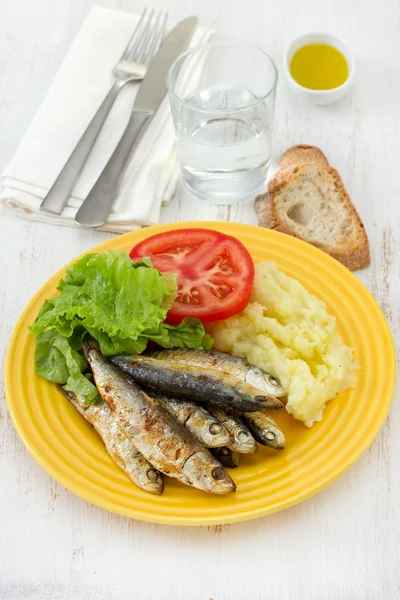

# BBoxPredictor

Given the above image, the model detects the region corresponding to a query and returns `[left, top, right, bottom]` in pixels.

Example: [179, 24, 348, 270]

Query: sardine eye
[266, 431, 276, 441]
[238, 430, 251, 441]
[269, 376, 280, 387]
[209, 423, 222, 435]
[146, 469, 159, 482]
[212, 467, 226, 480]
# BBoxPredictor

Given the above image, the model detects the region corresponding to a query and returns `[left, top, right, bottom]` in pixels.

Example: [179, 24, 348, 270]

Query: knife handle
[74, 109, 152, 228]
[40, 80, 126, 215]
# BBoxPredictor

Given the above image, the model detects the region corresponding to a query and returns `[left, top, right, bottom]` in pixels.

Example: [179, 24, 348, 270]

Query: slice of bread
[255, 145, 370, 271]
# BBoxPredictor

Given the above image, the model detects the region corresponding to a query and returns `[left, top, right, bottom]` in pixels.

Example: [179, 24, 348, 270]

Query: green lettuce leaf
[161, 319, 213, 350]
[63, 373, 99, 404]
[30, 250, 211, 403]
[34, 330, 71, 384]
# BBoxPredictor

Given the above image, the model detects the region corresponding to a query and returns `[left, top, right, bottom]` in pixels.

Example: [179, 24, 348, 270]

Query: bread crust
[268, 145, 329, 190]
[255, 145, 370, 271]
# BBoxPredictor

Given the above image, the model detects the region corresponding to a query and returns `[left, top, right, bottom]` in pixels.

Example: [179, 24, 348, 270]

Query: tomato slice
[129, 228, 255, 324]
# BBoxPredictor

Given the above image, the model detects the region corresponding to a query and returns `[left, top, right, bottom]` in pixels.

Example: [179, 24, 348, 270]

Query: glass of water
[166, 43, 278, 204]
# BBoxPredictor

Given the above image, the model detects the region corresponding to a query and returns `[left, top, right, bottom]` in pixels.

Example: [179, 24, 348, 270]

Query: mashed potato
[207, 262, 358, 427]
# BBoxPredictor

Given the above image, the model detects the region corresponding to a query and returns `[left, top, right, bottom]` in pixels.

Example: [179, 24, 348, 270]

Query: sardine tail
[82, 338, 100, 360]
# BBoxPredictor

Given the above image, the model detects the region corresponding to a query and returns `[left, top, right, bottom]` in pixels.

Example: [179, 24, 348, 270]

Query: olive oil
[290, 44, 349, 90]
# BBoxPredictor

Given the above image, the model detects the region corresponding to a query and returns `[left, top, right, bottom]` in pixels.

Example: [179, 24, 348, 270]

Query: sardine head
[246, 366, 286, 398]
[188, 411, 233, 448]
[182, 452, 236, 494]
[260, 426, 286, 450]
[139, 468, 164, 495]
[232, 426, 258, 453]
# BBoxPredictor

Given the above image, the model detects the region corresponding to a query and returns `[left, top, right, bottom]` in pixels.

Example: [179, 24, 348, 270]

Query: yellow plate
[5, 222, 396, 526]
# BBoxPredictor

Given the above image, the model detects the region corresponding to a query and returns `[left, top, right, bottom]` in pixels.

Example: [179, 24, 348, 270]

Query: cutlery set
[40, 10, 198, 227]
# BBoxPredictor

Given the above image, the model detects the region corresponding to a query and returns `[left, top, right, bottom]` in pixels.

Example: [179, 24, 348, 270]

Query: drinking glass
[166, 43, 278, 204]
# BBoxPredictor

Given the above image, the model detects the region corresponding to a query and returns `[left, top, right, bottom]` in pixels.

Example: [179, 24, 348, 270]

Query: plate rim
[5, 221, 397, 526]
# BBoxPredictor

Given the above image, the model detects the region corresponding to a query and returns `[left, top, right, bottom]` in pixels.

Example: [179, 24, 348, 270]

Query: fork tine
[143, 12, 168, 65]
[131, 8, 155, 63]
[138, 10, 162, 65]
[119, 7, 148, 62]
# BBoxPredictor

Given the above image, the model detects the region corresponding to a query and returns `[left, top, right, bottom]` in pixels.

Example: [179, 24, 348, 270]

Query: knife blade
[75, 16, 198, 228]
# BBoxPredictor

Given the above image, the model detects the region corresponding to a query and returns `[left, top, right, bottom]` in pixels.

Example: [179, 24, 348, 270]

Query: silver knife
[75, 16, 198, 228]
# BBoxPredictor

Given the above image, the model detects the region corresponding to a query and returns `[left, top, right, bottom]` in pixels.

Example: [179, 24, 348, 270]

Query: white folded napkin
[1, 6, 213, 232]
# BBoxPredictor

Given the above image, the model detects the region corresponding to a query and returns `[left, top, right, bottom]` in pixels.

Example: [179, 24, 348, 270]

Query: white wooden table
[0, 0, 399, 598]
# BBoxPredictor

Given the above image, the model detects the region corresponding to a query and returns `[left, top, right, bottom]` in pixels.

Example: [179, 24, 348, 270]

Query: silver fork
[40, 8, 168, 215]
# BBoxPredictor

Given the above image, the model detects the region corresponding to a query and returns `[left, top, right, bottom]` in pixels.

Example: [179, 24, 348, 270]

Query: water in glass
[175, 87, 271, 204]
[167, 45, 277, 205]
